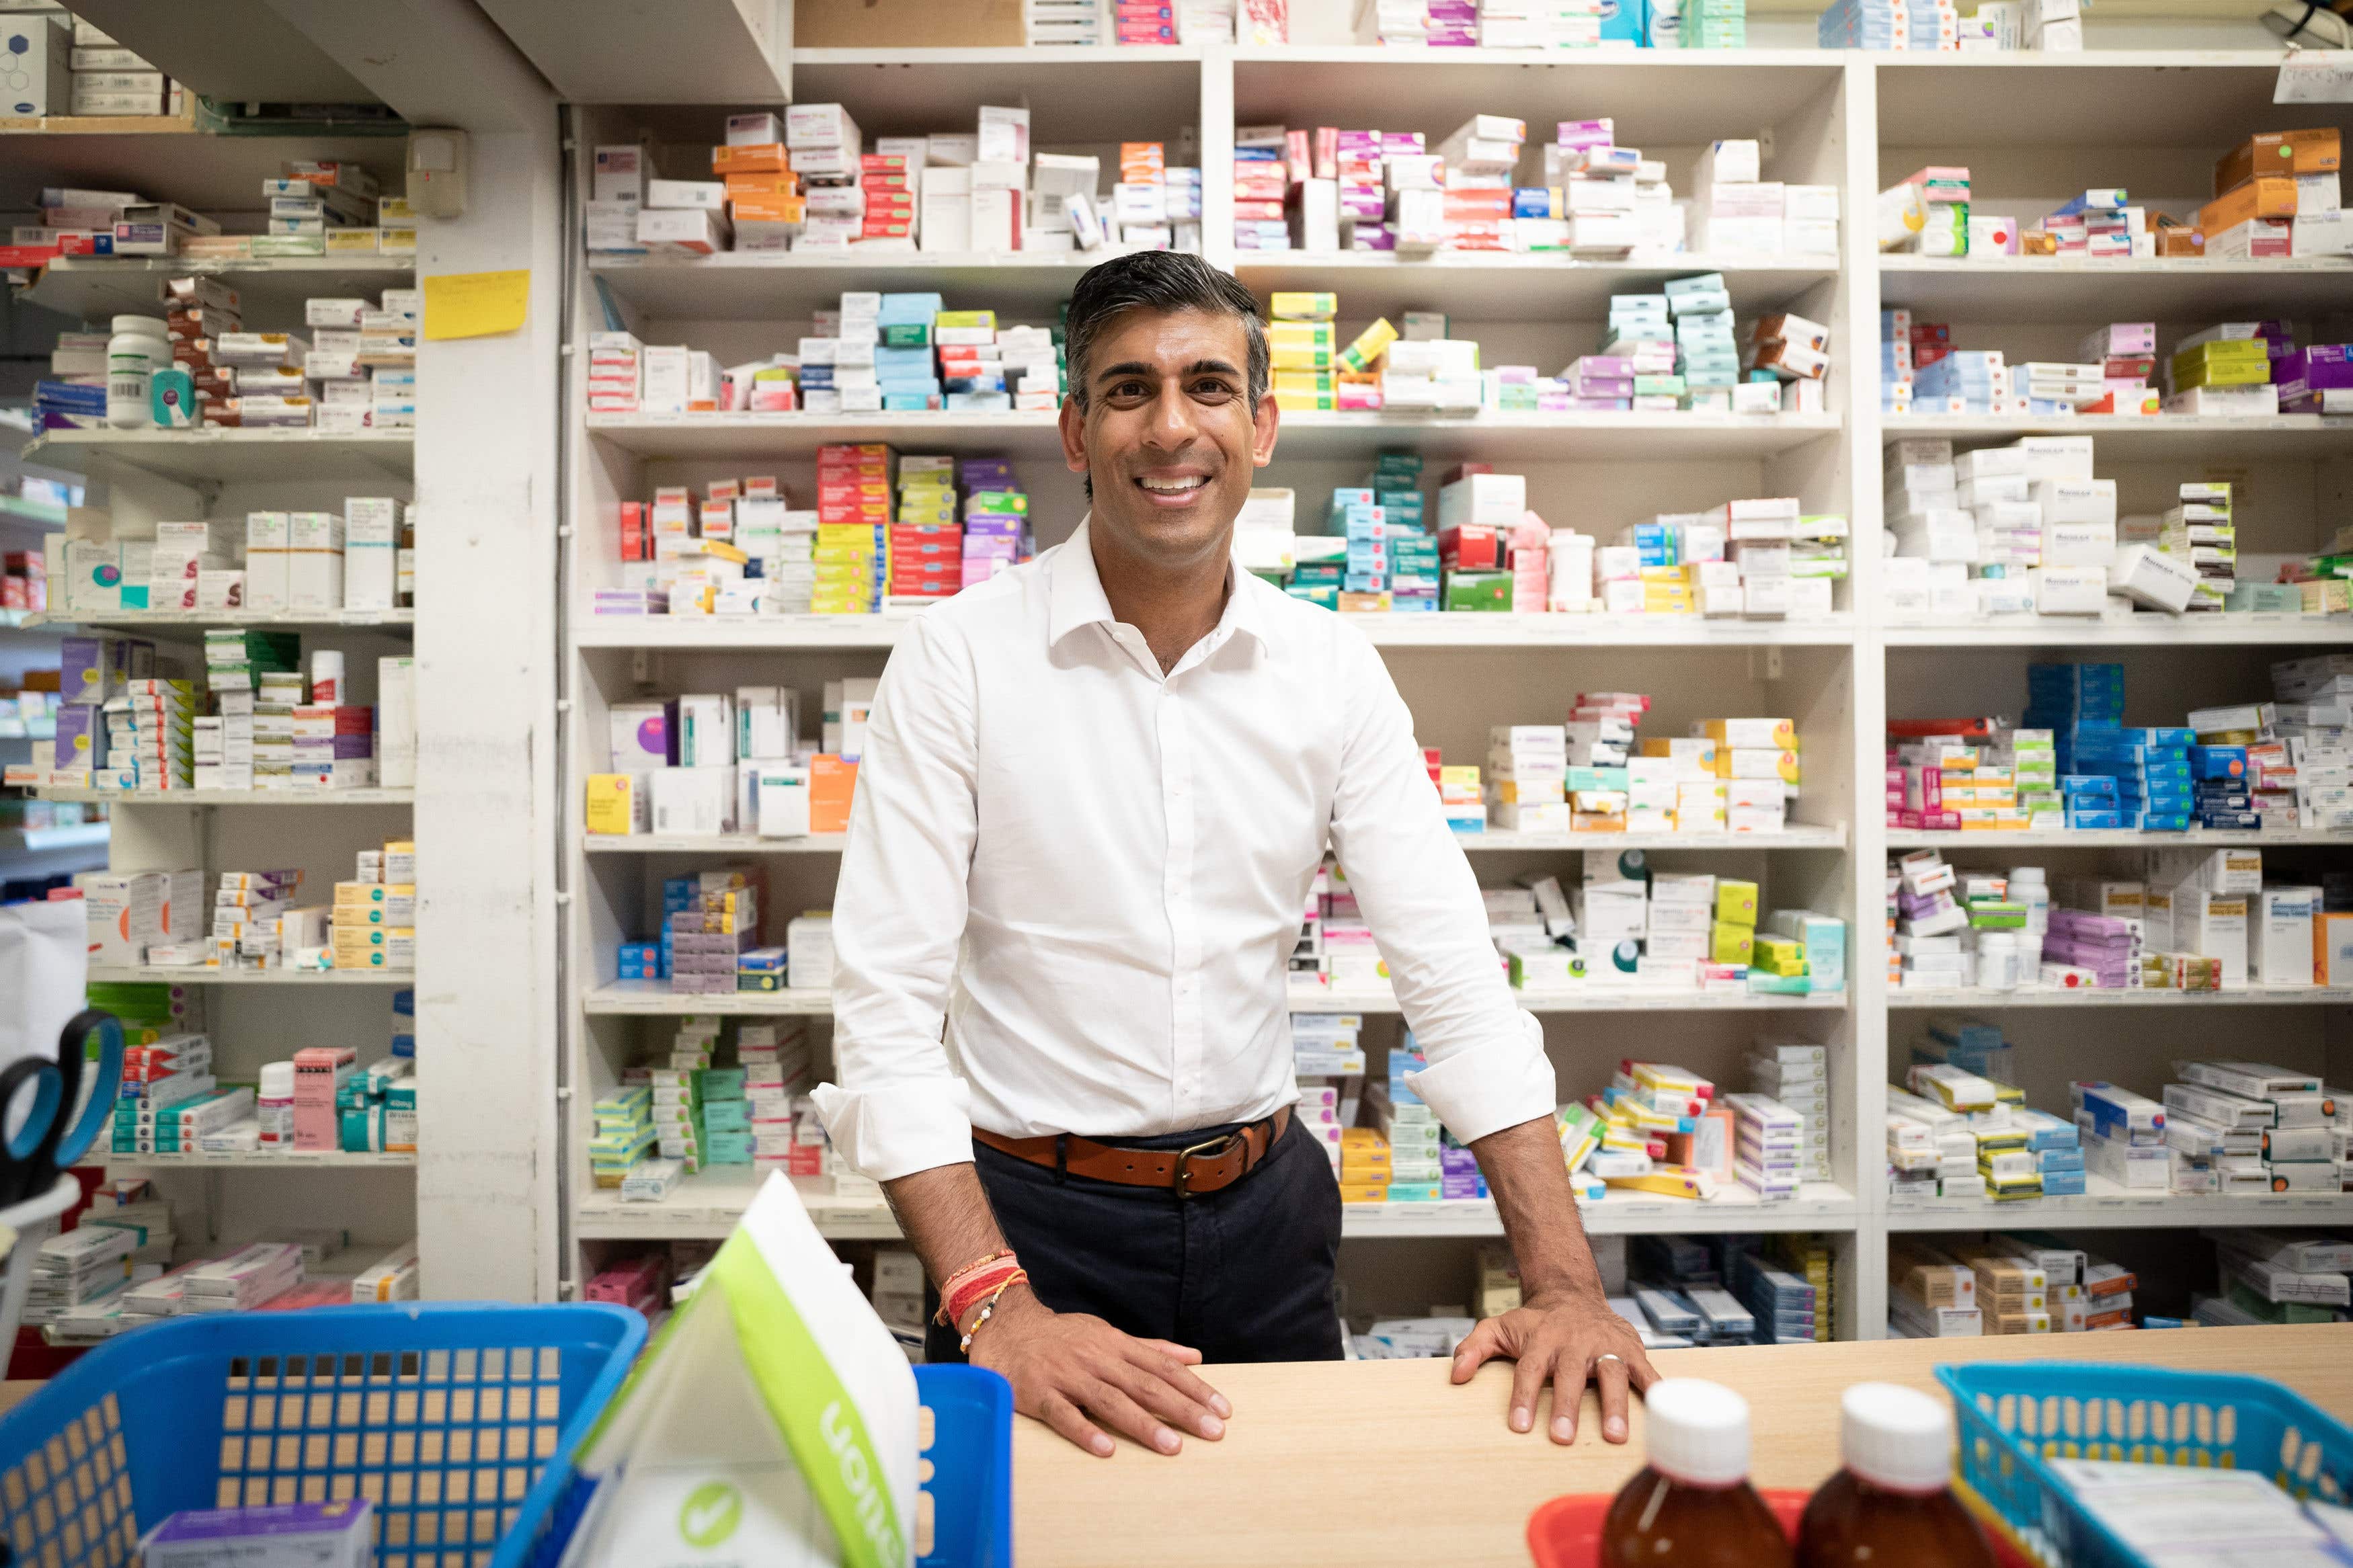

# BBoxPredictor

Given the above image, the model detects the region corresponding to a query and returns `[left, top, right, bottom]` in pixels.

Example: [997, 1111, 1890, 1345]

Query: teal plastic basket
[1938, 1361, 2353, 1568]
[0, 1302, 644, 1568]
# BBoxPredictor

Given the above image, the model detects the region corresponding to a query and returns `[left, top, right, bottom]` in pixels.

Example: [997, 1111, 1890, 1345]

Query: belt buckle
[1172, 1131, 1239, 1197]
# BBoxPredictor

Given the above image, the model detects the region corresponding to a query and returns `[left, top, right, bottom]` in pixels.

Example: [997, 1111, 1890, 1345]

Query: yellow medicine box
[1338, 1181, 1390, 1203]
[1270, 292, 1339, 321]
[1715, 879, 1759, 925]
[584, 774, 643, 835]
[933, 311, 996, 331]
[1338, 318, 1398, 374]
[1710, 923, 1755, 966]
[1753, 934, 1807, 975]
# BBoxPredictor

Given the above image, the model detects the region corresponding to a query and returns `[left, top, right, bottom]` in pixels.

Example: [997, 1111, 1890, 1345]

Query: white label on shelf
[2277, 54, 2353, 104]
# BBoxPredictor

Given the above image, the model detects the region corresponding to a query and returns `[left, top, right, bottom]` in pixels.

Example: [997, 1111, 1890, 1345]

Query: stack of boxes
[816, 442, 887, 614]
[664, 868, 761, 995]
[1364, 1053, 1442, 1200]
[2158, 480, 2235, 613]
[331, 843, 415, 973]
[1724, 1091, 1801, 1200]
[1268, 292, 1338, 407]
[1749, 1041, 1832, 1185]
[654, 1018, 719, 1175]
[1486, 724, 1568, 833]
[591, 1085, 657, 1188]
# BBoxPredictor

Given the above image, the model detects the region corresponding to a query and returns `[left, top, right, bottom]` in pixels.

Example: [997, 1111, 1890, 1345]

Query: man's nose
[1141, 380, 1201, 448]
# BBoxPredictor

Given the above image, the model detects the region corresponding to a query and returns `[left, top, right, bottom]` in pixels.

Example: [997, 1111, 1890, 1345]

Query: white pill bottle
[107, 314, 171, 429]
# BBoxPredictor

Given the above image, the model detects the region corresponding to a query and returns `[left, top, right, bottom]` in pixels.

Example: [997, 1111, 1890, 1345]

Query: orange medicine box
[713, 143, 790, 174]
[2198, 176, 2299, 234]
[2215, 129, 2342, 195]
[811, 754, 858, 834]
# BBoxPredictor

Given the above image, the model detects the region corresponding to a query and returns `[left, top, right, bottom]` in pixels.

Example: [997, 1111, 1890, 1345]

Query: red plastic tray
[1528, 1485, 2034, 1567]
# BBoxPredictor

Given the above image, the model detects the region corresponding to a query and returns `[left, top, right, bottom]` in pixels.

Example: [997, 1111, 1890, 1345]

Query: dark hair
[1063, 251, 1269, 415]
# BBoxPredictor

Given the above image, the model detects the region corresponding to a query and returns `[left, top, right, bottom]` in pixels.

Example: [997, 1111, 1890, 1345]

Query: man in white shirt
[814, 251, 1654, 1460]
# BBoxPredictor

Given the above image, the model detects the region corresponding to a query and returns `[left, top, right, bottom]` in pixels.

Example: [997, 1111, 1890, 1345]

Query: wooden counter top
[1014, 1325, 2353, 1567]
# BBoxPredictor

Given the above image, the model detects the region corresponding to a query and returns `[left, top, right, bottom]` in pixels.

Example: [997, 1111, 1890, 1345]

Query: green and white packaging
[561, 1173, 919, 1567]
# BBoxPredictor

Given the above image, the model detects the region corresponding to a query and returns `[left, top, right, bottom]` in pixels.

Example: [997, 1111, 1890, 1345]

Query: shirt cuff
[811, 1077, 975, 1184]
[1402, 1009, 1557, 1145]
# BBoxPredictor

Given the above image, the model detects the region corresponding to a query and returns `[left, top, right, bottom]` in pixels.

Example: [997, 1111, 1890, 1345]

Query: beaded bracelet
[958, 1269, 1029, 1355]
[932, 1249, 1017, 1325]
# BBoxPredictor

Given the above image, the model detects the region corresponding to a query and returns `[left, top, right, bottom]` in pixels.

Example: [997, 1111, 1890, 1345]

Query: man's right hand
[969, 1286, 1231, 1456]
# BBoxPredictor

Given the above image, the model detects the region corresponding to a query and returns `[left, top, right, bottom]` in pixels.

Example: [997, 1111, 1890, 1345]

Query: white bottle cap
[1840, 1383, 1953, 1494]
[2008, 866, 2046, 886]
[1643, 1378, 1752, 1487]
[260, 1061, 296, 1099]
[111, 315, 168, 337]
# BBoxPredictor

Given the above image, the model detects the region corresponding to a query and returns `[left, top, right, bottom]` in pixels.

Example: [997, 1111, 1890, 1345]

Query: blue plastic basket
[1938, 1360, 2353, 1568]
[0, 1302, 645, 1568]
[510, 1362, 1014, 1568]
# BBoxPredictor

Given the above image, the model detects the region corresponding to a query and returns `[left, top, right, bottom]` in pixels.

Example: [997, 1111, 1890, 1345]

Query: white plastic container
[106, 315, 170, 429]
[1981, 931, 2020, 991]
[257, 1061, 296, 1148]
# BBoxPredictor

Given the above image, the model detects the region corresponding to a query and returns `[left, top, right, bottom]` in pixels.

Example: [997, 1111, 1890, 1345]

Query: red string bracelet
[937, 1256, 1023, 1328]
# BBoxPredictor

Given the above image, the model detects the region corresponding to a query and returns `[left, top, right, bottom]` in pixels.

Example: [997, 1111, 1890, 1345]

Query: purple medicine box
[143, 1500, 373, 1568]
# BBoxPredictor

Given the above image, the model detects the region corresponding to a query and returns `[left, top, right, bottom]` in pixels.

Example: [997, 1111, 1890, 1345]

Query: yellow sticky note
[421, 270, 529, 339]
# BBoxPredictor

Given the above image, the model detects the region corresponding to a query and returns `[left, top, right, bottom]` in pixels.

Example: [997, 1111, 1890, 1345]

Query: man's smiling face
[1060, 304, 1280, 574]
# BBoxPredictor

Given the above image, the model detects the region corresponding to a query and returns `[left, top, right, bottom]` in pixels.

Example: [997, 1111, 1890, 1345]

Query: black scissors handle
[1, 1009, 123, 1207]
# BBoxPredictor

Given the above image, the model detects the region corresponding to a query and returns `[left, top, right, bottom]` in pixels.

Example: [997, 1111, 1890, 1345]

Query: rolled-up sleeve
[1324, 628, 1557, 1143]
[812, 612, 981, 1182]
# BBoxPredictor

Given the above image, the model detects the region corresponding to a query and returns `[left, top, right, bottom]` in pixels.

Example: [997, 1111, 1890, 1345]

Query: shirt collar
[1047, 514, 1265, 653]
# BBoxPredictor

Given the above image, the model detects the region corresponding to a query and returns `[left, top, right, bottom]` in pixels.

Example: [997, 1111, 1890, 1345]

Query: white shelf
[791, 47, 1205, 142]
[590, 248, 1150, 318]
[1878, 255, 2353, 319]
[1880, 414, 2353, 460]
[1275, 411, 1841, 461]
[1890, 985, 2353, 1008]
[1882, 616, 2353, 647]
[585, 832, 850, 856]
[99, 1149, 418, 1169]
[1229, 48, 1843, 145]
[1306, 985, 1844, 1013]
[0, 126, 404, 216]
[1232, 252, 1839, 321]
[0, 823, 110, 855]
[1888, 1179, 2353, 1232]
[574, 611, 1856, 650]
[23, 255, 416, 327]
[88, 965, 413, 986]
[1885, 827, 2349, 848]
[577, 825, 1843, 858]
[27, 610, 414, 634]
[582, 980, 1845, 1016]
[585, 409, 1841, 462]
[575, 1169, 1858, 1242]
[1460, 823, 1847, 852]
[1870, 50, 2313, 145]
[586, 983, 834, 1016]
[37, 787, 413, 806]
[24, 429, 415, 483]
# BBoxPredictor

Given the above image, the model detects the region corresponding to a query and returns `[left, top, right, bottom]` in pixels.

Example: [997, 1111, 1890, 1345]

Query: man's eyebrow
[1091, 358, 1244, 385]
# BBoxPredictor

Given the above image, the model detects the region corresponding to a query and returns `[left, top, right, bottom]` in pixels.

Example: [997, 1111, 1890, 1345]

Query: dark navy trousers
[923, 1114, 1345, 1364]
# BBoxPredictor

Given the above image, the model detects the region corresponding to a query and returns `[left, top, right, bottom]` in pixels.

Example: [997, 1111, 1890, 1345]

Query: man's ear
[1060, 394, 1089, 477]
[1251, 393, 1279, 468]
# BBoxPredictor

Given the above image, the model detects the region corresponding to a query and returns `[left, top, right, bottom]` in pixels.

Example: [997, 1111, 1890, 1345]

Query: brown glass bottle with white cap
[1599, 1378, 1795, 1568]
[1796, 1383, 1994, 1568]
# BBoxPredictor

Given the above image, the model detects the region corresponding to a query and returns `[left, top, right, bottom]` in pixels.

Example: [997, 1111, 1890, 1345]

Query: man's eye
[1107, 381, 1150, 400]
[1191, 381, 1236, 401]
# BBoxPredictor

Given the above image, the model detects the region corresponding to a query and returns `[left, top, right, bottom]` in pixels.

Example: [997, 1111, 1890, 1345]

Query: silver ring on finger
[1594, 1353, 1625, 1366]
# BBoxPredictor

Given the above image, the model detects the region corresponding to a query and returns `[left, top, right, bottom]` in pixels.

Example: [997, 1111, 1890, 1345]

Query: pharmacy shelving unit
[1858, 48, 2353, 1324]
[14, 126, 428, 1271]
[556, 43, 1877, 1333]
[550, 28, 2353, 1335]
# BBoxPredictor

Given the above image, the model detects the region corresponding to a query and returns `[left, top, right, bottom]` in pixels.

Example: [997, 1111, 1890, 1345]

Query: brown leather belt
[973, 1107, 1291, 1196]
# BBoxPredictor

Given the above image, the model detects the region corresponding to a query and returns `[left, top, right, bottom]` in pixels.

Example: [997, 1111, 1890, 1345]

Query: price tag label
[2278, 51, 2353, 104]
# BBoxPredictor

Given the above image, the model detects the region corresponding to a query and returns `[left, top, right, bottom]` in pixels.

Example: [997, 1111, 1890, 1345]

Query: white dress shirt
[811, 518, 1556, 1184]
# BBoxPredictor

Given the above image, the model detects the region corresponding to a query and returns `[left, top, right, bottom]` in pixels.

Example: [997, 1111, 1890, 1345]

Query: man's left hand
[1449, 1292, 1661, 1444]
